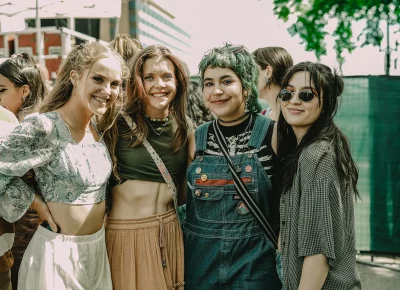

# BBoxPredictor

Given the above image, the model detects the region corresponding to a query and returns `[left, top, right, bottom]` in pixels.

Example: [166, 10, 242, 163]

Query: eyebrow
[204, 74, 235, 82]
[91, 72, 121, 80]
[91, 73, 107, 78]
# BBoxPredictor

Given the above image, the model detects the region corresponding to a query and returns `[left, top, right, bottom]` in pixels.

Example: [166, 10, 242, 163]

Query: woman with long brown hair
[104, 44, 193, 290]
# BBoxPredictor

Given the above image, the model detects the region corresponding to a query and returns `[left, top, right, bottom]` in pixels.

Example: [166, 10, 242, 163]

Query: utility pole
[385, 20, 390, 76]
[36, 0, 44, 65]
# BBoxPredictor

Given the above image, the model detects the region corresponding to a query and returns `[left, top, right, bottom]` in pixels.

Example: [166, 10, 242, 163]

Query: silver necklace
[145, 117, 169, 136]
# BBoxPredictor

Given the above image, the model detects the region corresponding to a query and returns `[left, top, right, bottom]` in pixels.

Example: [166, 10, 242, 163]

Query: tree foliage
[273, 0, 400, 64]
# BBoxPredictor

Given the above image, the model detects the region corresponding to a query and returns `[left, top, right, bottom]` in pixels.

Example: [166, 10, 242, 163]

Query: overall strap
[194, 122, 211, 153]
[247, 114, 272, 149]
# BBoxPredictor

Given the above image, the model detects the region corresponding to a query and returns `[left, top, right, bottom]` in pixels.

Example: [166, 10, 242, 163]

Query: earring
[265, 74, 269, 85]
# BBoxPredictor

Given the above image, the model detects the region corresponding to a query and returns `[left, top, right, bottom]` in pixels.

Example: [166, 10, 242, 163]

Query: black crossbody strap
[212, 120, 278, 249]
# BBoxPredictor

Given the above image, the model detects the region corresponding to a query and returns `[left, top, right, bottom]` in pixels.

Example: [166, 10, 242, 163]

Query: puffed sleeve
[297, 142, 346, 266]
[0, 113, 57, 222]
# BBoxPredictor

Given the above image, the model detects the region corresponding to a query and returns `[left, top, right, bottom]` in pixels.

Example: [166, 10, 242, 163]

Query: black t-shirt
[204, 115, 276, 182]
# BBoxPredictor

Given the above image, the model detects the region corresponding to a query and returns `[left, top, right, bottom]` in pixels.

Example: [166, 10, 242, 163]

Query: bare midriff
[47, 201, 106, 236]
[109, 180, 174, 219]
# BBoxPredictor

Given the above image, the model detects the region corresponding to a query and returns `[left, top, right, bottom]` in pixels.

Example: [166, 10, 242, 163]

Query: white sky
[155, 0, 400, 76]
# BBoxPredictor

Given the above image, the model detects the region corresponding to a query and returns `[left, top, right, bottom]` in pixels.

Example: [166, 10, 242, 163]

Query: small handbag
[121, 112, 185, 222]
[212, 120, 278, 249]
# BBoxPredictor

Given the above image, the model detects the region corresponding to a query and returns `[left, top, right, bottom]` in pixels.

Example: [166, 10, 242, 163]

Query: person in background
[186, 79, 214, 128]
[0, 53, 47, 290]
[277, 62, 361, 289]
[183, 44, 281, 290]
[104, 44, 193, 290]
[109, 34, 143, 64]
[0, 43, 128, 290]
[108, 34, 143, 105]
[252, 47, 293, 120]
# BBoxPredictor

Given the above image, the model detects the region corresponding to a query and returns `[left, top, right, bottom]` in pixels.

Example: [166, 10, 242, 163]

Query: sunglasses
[278, 89, 316, 102]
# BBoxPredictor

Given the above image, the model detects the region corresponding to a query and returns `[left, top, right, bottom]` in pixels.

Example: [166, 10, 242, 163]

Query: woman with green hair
[183, 44, 281, 289]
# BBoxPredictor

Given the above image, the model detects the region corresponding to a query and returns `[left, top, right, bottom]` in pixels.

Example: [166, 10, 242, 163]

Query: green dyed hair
[198, 44, 261, 114]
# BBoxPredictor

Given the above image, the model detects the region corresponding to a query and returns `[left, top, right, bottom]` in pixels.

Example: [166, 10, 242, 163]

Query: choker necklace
[144, 113, 170, 123]
[145, 116, 169, 136]
[218, 112, 249, 124]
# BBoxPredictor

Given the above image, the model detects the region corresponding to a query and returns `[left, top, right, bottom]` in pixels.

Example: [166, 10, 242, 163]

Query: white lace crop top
[0, 111, 112, 223]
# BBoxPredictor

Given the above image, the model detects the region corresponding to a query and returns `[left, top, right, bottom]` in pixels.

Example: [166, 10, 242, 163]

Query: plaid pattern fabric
[280, 140, 362, 290]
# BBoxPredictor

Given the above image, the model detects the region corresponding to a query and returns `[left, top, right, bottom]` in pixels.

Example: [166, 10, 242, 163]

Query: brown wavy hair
[104, 44, 189, 182]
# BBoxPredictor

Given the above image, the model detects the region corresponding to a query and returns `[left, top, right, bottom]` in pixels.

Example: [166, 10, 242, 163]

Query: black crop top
[112, 115, 193, 187]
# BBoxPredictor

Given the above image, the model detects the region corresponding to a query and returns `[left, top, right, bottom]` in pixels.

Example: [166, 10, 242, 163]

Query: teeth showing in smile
[152, 93, 168, 98]
[93, 96, 108, 103]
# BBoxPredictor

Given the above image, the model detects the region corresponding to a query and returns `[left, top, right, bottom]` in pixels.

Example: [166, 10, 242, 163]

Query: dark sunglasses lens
[299, 91, 314, 102]
[278, 90, 292, 101]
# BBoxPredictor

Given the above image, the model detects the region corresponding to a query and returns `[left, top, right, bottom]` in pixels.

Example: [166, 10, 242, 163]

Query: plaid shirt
[280, 140, 362, 290]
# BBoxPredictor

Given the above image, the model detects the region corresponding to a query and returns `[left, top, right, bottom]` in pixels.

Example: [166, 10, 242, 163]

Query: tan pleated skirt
[105, 209, 184, 290]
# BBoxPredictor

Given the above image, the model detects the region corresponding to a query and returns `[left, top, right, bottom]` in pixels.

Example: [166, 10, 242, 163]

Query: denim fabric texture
[275, 250, 283, 289]
[184, 115, 281, 290]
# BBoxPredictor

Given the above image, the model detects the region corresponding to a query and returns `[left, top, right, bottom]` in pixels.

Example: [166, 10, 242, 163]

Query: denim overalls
[183, 115, 281, 290]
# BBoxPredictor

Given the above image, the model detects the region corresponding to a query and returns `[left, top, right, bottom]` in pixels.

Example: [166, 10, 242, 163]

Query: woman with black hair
[277, 62, 362, 290]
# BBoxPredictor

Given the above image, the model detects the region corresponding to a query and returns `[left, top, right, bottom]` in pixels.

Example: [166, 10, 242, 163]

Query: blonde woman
[0, 42, 128, 290]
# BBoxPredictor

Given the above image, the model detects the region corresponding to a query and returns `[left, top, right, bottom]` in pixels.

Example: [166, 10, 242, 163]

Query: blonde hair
[109, 34, 143, 63]
[39, 42, 129, 132]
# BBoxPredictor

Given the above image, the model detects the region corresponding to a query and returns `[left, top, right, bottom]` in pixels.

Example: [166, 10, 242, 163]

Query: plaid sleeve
[297, 178, 338, 262]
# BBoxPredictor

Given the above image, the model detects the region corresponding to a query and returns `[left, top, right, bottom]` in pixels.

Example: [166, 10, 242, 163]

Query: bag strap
[212, 119, 278, 249]
[121, 112, 179, 213]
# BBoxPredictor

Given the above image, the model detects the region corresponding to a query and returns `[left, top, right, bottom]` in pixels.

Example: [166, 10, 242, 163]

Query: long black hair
[277, 62, 360, 198]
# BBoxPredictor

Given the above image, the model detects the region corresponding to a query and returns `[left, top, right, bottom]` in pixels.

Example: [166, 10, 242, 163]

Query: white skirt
[18, 225, 112, 290]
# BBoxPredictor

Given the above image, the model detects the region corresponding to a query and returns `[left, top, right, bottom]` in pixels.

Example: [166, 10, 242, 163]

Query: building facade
[100, 0, 191, 61]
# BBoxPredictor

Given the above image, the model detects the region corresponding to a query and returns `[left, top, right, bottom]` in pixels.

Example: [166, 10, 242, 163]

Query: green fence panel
[336, 76, 400, 254]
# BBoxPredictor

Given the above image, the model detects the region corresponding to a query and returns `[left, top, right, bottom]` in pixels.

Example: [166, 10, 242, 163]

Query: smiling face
[71, 57, 122, 116]
[0, 74, 25, 115]
[142, 56, 177, 117]
[281, 71, 322, 140]
[202, 67, 246, 121]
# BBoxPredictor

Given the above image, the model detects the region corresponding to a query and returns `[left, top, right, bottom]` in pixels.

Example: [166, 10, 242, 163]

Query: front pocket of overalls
[191, 186, 224, 223]
[192, 174, 257, 223]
